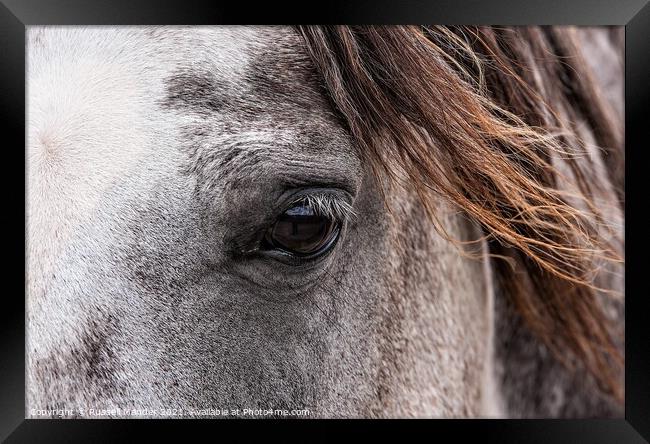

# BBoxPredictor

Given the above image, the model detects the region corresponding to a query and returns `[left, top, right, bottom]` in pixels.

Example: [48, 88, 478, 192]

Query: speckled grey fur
[26, 26, 623, 418]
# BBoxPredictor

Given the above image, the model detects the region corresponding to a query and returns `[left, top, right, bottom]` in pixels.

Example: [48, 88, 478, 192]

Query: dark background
[1, 0, 648, 441]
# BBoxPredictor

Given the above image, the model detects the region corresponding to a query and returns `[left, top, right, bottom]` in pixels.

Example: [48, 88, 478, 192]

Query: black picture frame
[1, 0, 648, 441]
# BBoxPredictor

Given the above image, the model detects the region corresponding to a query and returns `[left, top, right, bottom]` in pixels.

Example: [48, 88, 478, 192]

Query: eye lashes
[290, 192, 356, 221]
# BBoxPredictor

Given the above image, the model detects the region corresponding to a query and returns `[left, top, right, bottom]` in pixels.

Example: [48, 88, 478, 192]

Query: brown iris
[264, 202, 340, 257]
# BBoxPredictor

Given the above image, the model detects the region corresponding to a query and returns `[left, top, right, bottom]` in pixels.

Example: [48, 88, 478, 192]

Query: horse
[26, 25, 624, 418]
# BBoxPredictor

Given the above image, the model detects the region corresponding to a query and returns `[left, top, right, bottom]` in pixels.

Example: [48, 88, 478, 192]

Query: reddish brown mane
[297, 25, 624, 401]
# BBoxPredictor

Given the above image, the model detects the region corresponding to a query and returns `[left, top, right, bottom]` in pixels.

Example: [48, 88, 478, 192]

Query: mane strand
[297, 25, 624, 402]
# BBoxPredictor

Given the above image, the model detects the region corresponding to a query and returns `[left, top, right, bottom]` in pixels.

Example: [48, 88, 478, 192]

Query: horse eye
[263, 202, 340, 258]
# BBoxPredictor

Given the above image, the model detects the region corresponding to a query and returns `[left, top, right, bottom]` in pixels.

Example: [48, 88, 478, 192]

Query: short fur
[26, 26, 623, 418]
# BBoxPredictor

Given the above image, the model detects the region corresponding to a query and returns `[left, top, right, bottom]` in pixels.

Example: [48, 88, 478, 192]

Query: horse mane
[296, 25, 624, 401]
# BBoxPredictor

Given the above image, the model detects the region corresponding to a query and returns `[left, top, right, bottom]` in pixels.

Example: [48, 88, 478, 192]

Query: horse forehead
[27, 25, 325, 184]
[158, 27, 351, 187]
[160, 27, 328, 121]
[28, 26, 312, 95]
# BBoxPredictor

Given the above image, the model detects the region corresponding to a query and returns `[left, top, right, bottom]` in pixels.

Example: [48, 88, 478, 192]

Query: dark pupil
[267, 204, 337, 256]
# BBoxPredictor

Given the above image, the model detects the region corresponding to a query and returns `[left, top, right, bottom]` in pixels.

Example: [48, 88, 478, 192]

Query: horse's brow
[160, 47, 324, 118]
[161, 68, 227, 114]
[206, 133, 358, 189]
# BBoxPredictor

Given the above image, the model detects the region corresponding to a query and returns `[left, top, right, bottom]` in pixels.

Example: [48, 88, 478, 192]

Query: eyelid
[283, 188, 356, 222]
